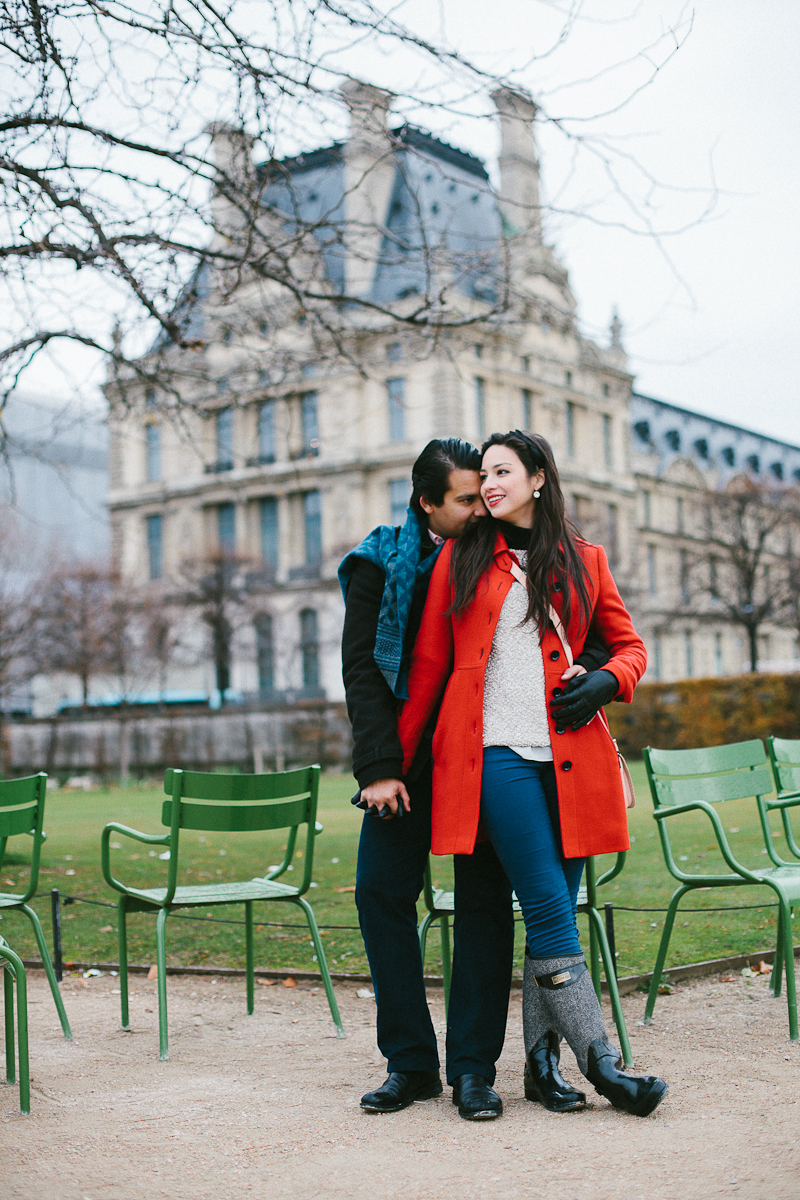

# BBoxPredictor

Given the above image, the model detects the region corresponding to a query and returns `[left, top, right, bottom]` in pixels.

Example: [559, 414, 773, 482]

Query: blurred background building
[30, 85, 800, 714]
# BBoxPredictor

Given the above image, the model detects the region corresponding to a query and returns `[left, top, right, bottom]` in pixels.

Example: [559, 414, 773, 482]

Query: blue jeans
[479, 747, 585, 958]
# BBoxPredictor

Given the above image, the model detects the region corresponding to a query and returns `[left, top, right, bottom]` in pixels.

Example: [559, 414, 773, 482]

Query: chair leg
[245, 901, 254, 1016]
[295, 897, 345, 1038]
[779, 898, 798, 1041]
[644, 884, 691, 1025]
[2, 948, 30, 1114]
[770, 909, 784, 998]
[4, 964, 14, 1085]
[587, 906, 633, 1069]
[11, 956, 29, 1115]
[155, 908, 169, 1061]
[22, 903, 72, 1040]
[439, 916, 452, 1016]
[587, 910, 602, 1002]
[118, 896, 130, 1030]
[418, 911, 434, 962]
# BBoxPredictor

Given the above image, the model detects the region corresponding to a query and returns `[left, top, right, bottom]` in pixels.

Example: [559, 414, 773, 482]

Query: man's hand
[360, 777, 411, 819]
[549, 669, 619, 730]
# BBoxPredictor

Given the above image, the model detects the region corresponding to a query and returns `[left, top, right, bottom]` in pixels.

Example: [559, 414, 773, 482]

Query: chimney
[340, 80, 395, 298]
[205, 122, 256, 241]
[491, 87, 542, 243]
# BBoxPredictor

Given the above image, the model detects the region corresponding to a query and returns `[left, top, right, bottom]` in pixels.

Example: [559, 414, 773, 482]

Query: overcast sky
[401, 0, 799, 445]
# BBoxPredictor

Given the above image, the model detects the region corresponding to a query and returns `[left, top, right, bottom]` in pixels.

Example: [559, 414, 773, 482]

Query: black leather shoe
[586, 1039, 668, 1117]
[360, 1070, 442, 1113]
[524, 1031, 586, 1112]
[451, 1074, 502, 1120]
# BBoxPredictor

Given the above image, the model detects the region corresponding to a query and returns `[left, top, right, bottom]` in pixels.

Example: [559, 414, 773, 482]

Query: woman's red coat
[398, 533, 646, 859]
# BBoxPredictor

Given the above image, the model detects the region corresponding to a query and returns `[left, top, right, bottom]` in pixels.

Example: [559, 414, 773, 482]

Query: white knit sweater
[482, 551, 552, 758]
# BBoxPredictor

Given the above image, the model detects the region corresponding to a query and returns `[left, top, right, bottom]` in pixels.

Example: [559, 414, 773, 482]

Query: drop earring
[533, 490, 541, 499]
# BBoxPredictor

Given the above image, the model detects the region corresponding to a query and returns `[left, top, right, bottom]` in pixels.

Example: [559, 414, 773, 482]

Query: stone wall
[1, 702, 353, 780]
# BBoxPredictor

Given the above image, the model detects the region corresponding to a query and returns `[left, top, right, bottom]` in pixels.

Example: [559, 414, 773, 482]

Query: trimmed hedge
[605, 672, 800, 760]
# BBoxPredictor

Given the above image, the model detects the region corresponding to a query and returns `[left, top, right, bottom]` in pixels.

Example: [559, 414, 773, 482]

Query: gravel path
[3, 967, 799, 1199]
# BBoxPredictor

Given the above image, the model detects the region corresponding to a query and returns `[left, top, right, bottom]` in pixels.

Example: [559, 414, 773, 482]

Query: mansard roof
[631, 392, 800, 486]
[259, 124, 499, 302]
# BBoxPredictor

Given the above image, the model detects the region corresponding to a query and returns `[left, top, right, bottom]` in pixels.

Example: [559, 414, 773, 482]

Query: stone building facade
[105, 85, 800, 705]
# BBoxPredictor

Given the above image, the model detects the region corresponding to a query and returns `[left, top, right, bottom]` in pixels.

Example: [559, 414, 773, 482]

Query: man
[340, 438, 513, 1120]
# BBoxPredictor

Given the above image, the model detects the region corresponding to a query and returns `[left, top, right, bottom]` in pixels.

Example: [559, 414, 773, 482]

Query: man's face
[422, 468, 487, 540]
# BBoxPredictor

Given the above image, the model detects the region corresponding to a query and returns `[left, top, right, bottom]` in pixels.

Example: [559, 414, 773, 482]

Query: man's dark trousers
[355, 767, 515, 1086]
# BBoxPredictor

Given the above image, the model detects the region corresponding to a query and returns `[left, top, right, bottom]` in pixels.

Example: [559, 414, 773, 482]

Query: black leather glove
[549, 669, 619, 731]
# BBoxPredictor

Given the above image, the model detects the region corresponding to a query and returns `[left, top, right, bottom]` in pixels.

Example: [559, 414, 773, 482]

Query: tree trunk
[747, 625, 759, 673]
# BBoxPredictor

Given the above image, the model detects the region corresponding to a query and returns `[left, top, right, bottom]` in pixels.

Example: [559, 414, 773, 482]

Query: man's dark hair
[410, 438, 481, 518]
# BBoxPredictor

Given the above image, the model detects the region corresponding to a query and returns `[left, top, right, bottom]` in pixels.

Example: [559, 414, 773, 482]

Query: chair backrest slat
[163, 767, 313, 803]
[161, 795, 311, 833]
[0, 806, 40, 837]
[0, 776, 42, 806]
[769, 737, 800, 794]
[0, 776, 41, 839]
[654, 766, 774, 807]
[774, 763, 800, 792]
[770, 737, 800, 767]
[646, 739, 765, 778]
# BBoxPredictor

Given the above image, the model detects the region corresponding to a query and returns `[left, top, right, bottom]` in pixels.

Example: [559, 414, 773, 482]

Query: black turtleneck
[496, 519, 531, 551]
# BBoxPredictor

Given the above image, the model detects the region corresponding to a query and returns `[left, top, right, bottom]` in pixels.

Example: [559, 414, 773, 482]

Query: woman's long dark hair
[449, 430, 593, 637]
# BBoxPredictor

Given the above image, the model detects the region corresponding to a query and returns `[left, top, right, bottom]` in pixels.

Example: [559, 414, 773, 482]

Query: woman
[398, 430, 667, 1118]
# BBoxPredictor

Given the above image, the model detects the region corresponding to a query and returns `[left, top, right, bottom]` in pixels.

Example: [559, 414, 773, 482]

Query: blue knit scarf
[338, 507, 442, 699]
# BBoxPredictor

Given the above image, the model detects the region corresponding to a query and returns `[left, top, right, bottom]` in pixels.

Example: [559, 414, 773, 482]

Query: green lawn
[0, 763, 792, 978]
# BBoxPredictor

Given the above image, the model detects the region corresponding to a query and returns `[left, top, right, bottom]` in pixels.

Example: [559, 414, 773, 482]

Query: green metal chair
[766, 737, 800, 860]
[419, 852, 633, 1067]
[101, 765, 344, 1060]
[643, 738, 800, 1040]
[0, 773, 72, 1042]
[1, 934, 30, 1114]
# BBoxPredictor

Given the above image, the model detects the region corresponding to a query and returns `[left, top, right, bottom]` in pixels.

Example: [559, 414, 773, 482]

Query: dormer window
[746, 453, 760, 474]
[633, 420, 651, 444]
[771, 461, 784, 481]
[722, 446, 735, 466]
[694, 438, 709, 460]
[665, 429, 681, 452]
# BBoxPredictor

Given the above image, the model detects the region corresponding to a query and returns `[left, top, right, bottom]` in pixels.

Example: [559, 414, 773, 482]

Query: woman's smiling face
[480, 443, 545, 528]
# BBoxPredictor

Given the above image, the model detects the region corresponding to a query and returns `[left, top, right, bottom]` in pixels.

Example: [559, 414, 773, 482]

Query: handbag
[508, 559, 636, 809]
